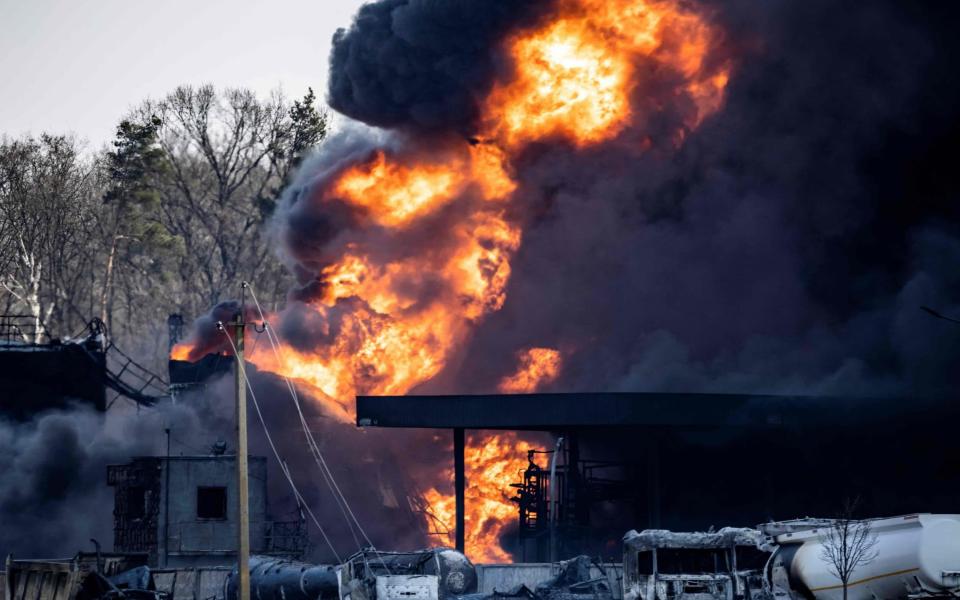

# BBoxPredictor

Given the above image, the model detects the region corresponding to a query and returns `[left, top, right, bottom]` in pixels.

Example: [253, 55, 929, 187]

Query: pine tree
[287, 87, 328, 174]
[260, 87, 329, 217]
[100, 116, 175, 334]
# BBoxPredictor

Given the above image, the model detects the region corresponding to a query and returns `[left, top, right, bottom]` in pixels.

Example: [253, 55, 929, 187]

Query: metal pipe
[549, 435, 565, 563]
[454, 428, 465, 554]
[90, 538, 102, 573]
[164, 427, 171, 568]
[730, 544, 739, 596]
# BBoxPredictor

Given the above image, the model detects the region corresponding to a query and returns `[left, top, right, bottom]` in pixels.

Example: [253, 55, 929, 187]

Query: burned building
[0, 315, 168, 419]
[0, 316, 107, 419]
[107, 452, 307, 568]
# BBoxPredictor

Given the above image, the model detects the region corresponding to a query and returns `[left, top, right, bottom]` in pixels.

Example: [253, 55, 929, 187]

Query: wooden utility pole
[233, 312, 250, 600]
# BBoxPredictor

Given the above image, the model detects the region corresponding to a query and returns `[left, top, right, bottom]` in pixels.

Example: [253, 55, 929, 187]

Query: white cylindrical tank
[773, 514, 960, 600]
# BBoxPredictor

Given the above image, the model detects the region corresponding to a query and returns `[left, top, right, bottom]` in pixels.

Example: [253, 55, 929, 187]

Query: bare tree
[0, 85, 327, 371]
[0, 135, 100, 341]
[127, 86, 323, 311]
[102, 84, 327, 368]
[819, 498, 880, 600]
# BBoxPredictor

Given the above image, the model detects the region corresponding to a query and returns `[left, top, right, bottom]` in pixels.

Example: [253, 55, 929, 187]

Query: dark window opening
[126, 486, 146, 519]
[736, 546, 772, 570]
[657, 548, 728, 574]
[635, 551, 655, 575]
[197, 486, 227, 519]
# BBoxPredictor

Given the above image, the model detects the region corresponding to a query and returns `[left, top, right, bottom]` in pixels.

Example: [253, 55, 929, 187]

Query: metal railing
[0, 313, 53, 345]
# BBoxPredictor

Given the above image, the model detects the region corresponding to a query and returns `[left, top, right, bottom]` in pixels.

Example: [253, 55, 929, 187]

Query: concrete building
[107, 453, 307, 567]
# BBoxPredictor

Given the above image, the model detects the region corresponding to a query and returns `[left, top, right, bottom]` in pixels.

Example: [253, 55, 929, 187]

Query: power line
[220, 326, 343, 563]
[245, 283, 392, 573]
[247, 325, 366, 553]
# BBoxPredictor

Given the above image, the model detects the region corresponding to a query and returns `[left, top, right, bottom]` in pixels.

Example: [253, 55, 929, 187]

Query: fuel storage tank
[769, 514, 960, 600]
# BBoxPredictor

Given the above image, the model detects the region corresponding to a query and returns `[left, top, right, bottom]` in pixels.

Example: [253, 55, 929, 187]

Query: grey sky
[0, 0, 366, 149]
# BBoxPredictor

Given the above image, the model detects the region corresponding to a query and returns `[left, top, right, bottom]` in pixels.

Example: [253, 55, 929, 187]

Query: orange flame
[170, 343, 192, 361]
[484, 0, 728, 147]
[171, 0, 728, 562]
[332, 150, 463, 227]
[422, 432, 548, 563]
[498, 347, 563, 393]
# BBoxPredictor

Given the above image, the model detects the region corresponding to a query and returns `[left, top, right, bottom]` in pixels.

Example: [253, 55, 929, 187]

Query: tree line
[0, 84, 328, 371]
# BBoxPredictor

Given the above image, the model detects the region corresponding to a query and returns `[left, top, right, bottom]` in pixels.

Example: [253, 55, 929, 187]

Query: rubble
[458, 556, 616, 600]
[4, 553, 168, 600]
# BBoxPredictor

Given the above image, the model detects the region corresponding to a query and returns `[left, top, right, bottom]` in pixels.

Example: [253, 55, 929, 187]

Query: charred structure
[107, 454, 307, 568]
[0, 315, 107, 418]
[0, 315, 168, 420]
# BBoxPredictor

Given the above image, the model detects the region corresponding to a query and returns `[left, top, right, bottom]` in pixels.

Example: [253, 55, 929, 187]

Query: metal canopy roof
[354, 392, 932, 430]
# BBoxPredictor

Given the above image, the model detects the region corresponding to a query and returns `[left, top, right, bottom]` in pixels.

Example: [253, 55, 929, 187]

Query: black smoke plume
[363, 0, 960, 398]
[0, 399, 225, 560]
[8, 0, 960, 564]
[286, 0, 960, 554]
[328, 0, 551, 132]
[0, 380, 442, 563]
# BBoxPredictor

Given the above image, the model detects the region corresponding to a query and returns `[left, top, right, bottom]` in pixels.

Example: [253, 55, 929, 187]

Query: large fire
[172, 0, 727, 562]
[498, 348, 563, 394]
[484, 0, 729, 147]
[422, 431, 549, 563]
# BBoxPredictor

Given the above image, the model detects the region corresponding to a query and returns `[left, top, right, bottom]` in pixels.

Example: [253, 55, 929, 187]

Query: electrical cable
[220, 325, 343, 563]
[244, 299, 382, 571]
[243, 320, 365, 554]
[245, 283, 392, 573]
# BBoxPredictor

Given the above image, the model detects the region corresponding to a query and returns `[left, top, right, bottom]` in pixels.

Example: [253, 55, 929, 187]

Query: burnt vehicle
[457, 555, 618, 600]
[621, 529, 773, 600]
[622, 514, 960, 600]
[338, 548, 477, 600]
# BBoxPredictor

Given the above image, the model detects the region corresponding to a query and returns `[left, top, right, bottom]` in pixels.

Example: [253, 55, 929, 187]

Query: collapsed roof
[622, 528, 772, 552]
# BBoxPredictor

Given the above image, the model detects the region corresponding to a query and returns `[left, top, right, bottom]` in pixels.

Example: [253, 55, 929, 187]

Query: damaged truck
[622, 528, 771, 600]
[622, 514, 960, 600]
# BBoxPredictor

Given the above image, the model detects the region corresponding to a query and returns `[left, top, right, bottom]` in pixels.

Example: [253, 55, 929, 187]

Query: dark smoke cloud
[241, 370, 444, 560]
[0, 373, 441, 562]
[0, 399, 222, 560]
[328, 0, 551, 132]
[441, 0, 960, 397]
[324, 0, 960, 403]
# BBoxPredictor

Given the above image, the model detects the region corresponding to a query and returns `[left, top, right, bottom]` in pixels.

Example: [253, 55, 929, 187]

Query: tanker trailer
[762, 514, 960, 600]
[225, 549, 477, 600]
[225, 556, 340, 600]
